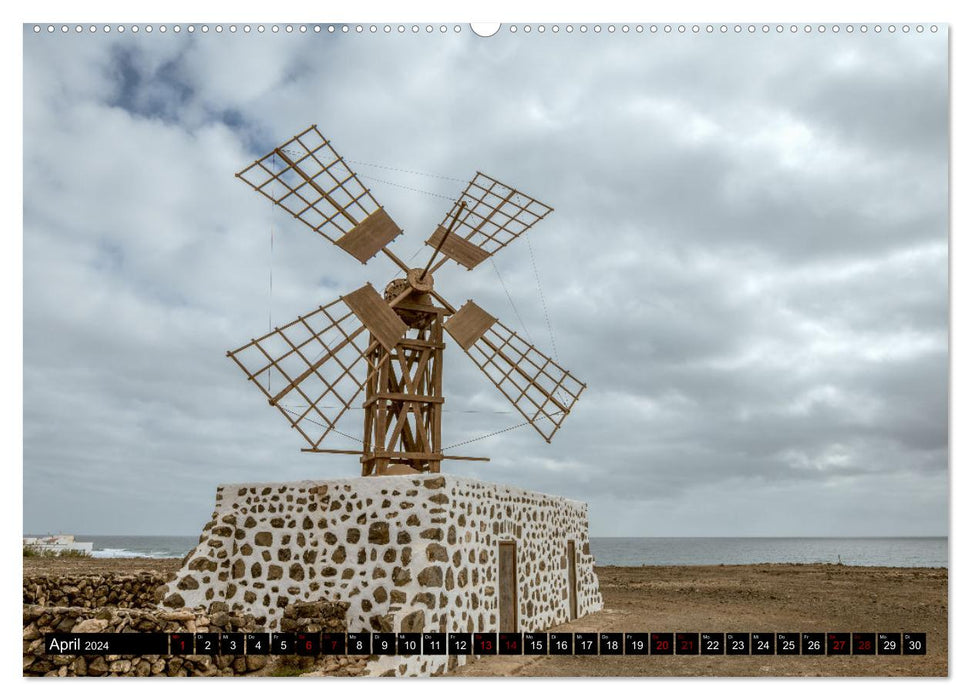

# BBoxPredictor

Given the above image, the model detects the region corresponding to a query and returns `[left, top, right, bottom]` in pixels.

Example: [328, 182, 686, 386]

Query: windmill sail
[425, 172, 553, 270]
[227, 296, 372, 450]
[443, 300, 585, 442]
[341, 283, 408, 352]
[236, 125, 402, 263]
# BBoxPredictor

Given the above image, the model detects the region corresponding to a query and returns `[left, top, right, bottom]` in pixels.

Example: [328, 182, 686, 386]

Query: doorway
[498, 541, 518, 632]
[567, 539, 578, 620]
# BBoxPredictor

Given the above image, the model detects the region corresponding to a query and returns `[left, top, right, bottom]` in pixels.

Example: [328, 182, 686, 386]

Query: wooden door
[498, 541, 518, 632]
[567, 540, 578, 620]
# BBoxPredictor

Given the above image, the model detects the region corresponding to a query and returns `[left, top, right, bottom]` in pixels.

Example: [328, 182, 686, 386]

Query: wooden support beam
[393, 300, 447, 315]
[358, 452, 489, 462]
[361, 393, 445, 408]
[380, 246, 412, 274]
[396, 338, 445, 349]
[428, 290, 457, 315]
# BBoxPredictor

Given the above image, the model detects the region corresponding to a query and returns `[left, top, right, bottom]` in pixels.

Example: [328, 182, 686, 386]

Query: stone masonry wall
[23, 600, 363, 677]
[24, 574, 169, 609]
[161, 474, 603, 676]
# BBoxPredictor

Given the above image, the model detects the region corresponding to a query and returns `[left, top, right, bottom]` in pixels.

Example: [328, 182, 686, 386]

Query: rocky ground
[24, 559, 947, 677]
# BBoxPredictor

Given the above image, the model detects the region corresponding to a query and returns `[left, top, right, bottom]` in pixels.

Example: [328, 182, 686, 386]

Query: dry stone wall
[22, 600, 363, 677]
[161, 474, 602, 677]
[24, 573, 169, 609]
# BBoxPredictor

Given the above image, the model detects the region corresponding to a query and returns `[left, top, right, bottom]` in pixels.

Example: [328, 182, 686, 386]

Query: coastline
[30, 535, 948, 568]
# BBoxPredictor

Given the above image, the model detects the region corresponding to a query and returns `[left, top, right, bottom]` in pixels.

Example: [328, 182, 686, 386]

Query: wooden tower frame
[362, 295, 446, 476]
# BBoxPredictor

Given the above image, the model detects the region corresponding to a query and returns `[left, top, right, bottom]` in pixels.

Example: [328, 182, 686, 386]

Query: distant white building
[23, 534, 93, 555]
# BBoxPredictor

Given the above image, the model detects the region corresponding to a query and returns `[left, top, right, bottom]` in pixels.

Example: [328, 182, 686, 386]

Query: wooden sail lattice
[446, 303, 585, 442]
[227, 298, 371, 449]
[236, 125, 402, 263]
[426, 172, 553, 270]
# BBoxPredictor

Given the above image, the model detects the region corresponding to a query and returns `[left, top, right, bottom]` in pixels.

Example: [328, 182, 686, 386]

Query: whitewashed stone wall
[161, 474, 602, 676]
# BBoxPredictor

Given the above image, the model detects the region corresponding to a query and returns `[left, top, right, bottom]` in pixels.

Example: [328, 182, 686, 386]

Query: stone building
[162, 474, 602, 676]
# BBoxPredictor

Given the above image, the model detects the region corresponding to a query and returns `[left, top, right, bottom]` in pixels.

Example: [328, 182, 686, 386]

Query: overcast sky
[22, 25, 948, 537]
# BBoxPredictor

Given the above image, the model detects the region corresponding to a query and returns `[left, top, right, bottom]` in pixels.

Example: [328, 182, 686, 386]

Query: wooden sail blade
[226, 296, 371, 449]
[425, 172, 553, 270]
[443, 300, 497, 350]
[236, 125, 403, 263]
[447, 308, 586, 442]
[342, 283, 408, 352]
[426, 225, 490, 270]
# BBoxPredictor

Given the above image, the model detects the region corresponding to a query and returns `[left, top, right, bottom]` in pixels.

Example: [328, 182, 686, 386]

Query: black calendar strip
[44, 632, 926, 656]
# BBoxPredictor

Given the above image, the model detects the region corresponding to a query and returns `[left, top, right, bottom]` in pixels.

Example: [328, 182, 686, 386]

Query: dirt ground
[22, 556, 183, 577]
[24, 559, 947, 677]
[451, 564, 947, 677]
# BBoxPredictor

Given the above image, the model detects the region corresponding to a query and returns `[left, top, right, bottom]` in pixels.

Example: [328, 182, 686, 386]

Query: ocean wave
[92, 548, 186, 559]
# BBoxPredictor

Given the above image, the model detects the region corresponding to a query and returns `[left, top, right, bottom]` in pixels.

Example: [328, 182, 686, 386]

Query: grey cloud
[22, 27, 948, 537]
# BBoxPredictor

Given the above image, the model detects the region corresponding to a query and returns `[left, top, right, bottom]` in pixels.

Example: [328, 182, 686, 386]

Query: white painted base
[162, 474, 603, 676]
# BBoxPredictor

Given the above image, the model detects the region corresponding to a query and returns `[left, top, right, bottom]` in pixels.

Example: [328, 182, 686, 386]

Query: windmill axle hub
[406, 268, 434, 293]
[384, 269, 434, 298]
[384, 269, 436, 328]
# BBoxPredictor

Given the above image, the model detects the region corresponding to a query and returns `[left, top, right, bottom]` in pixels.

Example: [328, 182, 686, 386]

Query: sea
[57, 535, 947, 568]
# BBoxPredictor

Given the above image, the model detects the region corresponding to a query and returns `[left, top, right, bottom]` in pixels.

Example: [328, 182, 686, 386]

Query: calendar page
[20, 13, 949, 683]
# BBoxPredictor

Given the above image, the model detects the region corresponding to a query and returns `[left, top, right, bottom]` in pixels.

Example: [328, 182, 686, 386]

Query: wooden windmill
[229, 125, 585, 477]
